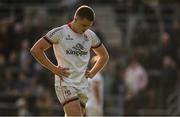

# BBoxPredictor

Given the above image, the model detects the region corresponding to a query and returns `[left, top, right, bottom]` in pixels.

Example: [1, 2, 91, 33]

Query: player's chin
[80, 31, 85, 34]
[81, 29, 87, 33]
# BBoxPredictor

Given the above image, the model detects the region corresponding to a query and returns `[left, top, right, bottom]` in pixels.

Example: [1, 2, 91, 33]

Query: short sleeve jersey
[45, 24, 101, 87]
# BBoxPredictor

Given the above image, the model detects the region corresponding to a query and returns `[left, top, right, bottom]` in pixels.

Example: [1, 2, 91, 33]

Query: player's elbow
[107, 53, 109, 60]
[30, 46, 34, 54]
[30, 46, 38, 57]
[104, 52, 109, 62]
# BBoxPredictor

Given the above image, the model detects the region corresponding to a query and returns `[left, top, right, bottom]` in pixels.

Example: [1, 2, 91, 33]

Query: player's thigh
[63, 99, 83, 116]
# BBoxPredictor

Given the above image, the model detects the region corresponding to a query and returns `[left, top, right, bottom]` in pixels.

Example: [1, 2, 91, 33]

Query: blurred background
[0, 0, 180, 116]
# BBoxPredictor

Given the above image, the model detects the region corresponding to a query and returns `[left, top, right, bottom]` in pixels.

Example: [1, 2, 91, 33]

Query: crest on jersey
[66, 35, 74, 40]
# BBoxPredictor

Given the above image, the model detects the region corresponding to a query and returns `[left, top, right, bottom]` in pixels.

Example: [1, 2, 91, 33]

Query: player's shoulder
[47, 25, 68, 37]
[85, 29, 95, 34]
[84, 29, 97, 38]
[51, 25, 67, 32]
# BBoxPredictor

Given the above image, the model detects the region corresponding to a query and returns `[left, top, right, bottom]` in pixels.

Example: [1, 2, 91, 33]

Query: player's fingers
[63, 70, 71, 76]
[61, 73, 69, 78]
[58, 66, 69, 71]
[62, 69, 71, 76]
[62, 68, 70, 70]
[85, 72, 90, 78]
[63, 70, 70, 75]
[59, 75, 64, 81]
[60, 71, 70, 77]
[57, 67, 70, 77]
[60, 67, 70, 74]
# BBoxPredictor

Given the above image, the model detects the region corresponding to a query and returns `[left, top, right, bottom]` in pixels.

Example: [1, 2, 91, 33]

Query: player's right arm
[30, 37, 69, 79]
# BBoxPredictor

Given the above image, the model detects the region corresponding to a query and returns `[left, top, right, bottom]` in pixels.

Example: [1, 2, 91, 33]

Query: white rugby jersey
[44, 24, 101, 87]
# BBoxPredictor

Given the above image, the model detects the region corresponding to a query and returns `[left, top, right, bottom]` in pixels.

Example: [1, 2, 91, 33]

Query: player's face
[75, 16, 93, 33]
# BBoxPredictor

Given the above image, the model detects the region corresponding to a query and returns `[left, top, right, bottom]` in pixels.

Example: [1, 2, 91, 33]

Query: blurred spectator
[8, 51, 19, 72]
[170, 19, 180, 65]
[111, 63, 126, 94]
[36, 90, 53, 116]
[124, 56, 148, 115]
[16, 97, 31, 116]
[125, 56, 148, 97]
[126, 0, 144, 46]
[111, 63, 126, 115]
[14, 72, 30, 95]
[0, 18, 12, 59]
[158, 31, 178, 63]
[13, 22, 26, 50]
[32, 8, 48, 28]
[170, 19, 180, 46]
[160, 56, 178, 109]
[158, 0, 177, 31]
[130, 20, 150, 47]
[3, 68, 18, 96]
[20, 39, 32, 74]
[0, 53, 6, 69]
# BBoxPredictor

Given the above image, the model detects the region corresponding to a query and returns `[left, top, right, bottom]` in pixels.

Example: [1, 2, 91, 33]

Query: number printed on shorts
[64, 89, 71, 96]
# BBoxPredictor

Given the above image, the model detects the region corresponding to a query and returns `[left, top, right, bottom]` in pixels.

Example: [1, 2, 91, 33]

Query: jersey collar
[68, 22, 79, 34]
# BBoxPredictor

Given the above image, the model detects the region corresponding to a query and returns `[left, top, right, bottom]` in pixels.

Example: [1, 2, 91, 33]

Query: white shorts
[55, 85, 88, 108]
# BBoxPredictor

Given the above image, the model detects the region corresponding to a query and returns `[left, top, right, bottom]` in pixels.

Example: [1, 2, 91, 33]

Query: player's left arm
[86, 44, 109, 78]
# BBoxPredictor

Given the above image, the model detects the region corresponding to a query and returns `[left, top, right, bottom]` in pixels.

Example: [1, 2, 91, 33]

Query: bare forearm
[88, 44, 109, 78]
[90, 56, 109, 77]
[31, 49, 57, 73]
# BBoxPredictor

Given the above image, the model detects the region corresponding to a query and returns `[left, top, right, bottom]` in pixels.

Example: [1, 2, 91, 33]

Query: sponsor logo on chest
[66, 43, 88, 56]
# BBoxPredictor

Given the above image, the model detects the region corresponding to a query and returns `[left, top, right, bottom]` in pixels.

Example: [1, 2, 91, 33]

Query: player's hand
[85, 70, 94, 79]
[52, 66, 70, 81]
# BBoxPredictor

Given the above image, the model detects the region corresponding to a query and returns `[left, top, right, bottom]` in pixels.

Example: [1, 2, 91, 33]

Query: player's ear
[74, 17, 77, 22]
[75, 18, 77, 22]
